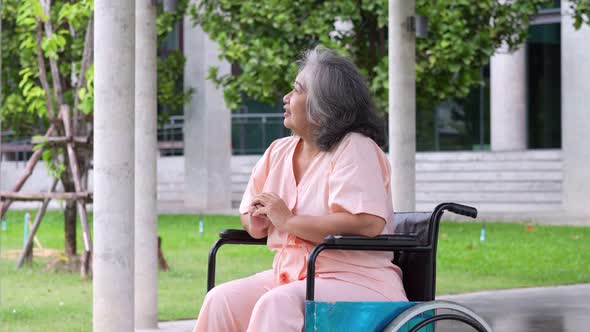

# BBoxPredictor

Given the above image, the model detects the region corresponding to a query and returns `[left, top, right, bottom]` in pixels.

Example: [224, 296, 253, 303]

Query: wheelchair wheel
[383, 300, 493, 332]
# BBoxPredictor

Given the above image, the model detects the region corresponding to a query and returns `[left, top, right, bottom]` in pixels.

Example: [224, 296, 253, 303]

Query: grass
[1, 210, 589, 331]
[0, 211, 273, 332]
[437, 222, 590, 294]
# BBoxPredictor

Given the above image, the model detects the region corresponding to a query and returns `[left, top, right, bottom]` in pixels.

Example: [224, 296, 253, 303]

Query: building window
[541, 0, 561, 10]
[158, 22, 185, 156]
[527, 23, 561, 149]
[416, 67, 490, 152]
[232, 99, 289, 155]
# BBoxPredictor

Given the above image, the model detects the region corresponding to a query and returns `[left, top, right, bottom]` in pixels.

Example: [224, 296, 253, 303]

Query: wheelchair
[207, 202, 493, 331]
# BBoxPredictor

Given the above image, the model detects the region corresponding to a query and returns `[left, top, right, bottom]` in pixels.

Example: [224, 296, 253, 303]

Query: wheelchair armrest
[435, 202, 478, 219]
[306, 234, 433, 300]
[324, 233, 424, 248]
[208, 229, 267, 291]
[219, 229, 267, 244]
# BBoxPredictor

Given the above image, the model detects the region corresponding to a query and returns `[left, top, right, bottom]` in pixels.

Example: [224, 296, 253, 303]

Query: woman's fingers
[248, 205, 257, 215]
[250, 193, 288, 223]
[250, 195, 268, 206]
[249, 192, 292, 228]
[251, 192, 278, 206]
[257, 213, 270, 221]
[252, 206, 268, 217]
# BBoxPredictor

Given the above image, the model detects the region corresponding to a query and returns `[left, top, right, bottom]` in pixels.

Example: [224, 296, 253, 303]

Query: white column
[0, 7, 3, 185]
[389, 0, 416, 211]
[93, 1, 135, 332]
[490, 45, 527, 151]
[562, 1, 590, 217]
[183, 10, 231, 211]
[134, 0, 158, 329]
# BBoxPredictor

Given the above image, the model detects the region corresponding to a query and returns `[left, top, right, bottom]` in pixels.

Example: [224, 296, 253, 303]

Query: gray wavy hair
[298, 47, 386, 151]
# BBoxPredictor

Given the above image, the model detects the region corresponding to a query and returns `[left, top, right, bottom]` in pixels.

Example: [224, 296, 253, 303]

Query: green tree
[0, 0, 191, 264]
[157, 0, 194, 125]
[1, 0, 95, 263]
[570, 0, 590, 29]
[190, 0, 571, 115]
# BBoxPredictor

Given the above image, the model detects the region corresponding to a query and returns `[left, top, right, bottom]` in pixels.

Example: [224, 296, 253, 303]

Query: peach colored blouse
[239, 132, 405, 300]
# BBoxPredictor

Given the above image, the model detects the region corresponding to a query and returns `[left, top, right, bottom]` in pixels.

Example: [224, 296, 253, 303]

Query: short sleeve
[238, 143, 273, 214]
[328, 134, 392, 220]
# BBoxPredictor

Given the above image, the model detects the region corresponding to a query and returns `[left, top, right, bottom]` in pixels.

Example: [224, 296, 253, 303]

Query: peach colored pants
[193, 269, 400, 332]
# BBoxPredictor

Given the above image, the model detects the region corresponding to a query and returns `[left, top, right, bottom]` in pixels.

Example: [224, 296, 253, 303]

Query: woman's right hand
[240, 204, 270, 239]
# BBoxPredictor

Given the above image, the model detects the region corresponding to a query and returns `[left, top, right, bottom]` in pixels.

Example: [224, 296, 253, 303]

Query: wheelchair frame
[206, 202, 492, 331]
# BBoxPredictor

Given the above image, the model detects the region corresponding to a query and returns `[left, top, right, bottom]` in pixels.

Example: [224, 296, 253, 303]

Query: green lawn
[1, 210, 589, 332]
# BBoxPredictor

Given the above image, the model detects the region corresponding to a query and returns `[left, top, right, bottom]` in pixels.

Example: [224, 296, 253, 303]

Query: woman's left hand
[251, 192, 293, 228]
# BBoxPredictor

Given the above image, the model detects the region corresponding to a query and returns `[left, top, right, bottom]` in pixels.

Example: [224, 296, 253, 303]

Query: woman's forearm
[281, 212, 386, 243]
[240, 214, 269, 239]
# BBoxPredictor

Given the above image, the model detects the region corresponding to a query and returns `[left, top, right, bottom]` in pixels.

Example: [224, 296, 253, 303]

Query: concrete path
[137, 284, 590, 332]
[437, 284, 590, 332]
[137, 320, 196, 332]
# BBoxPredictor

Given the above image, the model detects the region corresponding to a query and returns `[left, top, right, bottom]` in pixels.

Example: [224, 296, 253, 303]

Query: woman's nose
[283, 91, 291, 104]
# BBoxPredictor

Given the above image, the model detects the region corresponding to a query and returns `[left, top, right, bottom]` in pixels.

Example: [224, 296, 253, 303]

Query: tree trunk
[62, 157, 77, 258]
[64, 200, 77, 258]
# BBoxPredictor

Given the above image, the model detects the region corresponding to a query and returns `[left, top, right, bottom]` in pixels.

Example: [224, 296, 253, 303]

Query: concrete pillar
[183, 10, 231, 212]
[93, 1, 135, 331]
[134, 0, 158, 329]
[388, 0, 416, 211]
[0, 8, 3, 185]
[562, 1, 590, 217]
[490, 45, 527, 151]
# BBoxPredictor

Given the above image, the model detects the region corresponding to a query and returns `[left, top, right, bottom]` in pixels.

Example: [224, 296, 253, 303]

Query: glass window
[527, 23, 561, 149]
[539, 0, 561, 10]
[232, 98, 289, 155]
[158, 22, 184, 156]
[416, 66, 490, 152]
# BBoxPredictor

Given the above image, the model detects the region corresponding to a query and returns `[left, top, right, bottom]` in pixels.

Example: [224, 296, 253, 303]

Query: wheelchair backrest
[392, 211, 439, 302]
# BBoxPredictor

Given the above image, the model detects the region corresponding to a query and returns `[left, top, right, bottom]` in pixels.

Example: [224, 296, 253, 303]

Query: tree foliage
[0, 0, 191, 260]
[1, 0, 93, 135]
[0, 0, 191, 137]
[191, 0, 566, 113]
[157, 0, 193, 124]
[570, 0, 590, 29]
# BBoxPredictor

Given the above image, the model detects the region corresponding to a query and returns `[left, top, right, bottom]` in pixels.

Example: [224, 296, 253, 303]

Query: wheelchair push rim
[383, 300, 493, 332]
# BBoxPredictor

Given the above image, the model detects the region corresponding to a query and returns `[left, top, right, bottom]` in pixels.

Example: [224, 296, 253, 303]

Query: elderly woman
[193, 47, 407, 332]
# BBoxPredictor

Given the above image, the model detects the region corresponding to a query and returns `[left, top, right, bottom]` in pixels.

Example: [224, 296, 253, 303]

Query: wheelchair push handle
[437, 202, 477, 218]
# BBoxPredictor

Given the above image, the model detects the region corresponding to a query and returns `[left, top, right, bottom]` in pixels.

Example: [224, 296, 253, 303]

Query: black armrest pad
[219, 229, 267, 243]
[323, 233, 423, 247]
[437, 202, 478, 218]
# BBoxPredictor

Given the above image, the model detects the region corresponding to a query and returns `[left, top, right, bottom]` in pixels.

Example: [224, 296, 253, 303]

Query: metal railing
[231, 113, 289, 155]
[0, 131, 33, 162]
[1, 113, 288, 159]
[155, 113, 289, 156]
[158, 115, 184, 156]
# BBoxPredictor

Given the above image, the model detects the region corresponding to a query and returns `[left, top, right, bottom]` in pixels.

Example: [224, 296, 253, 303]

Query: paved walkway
[137, 284, 590, 332]
[436, 284, 590, 331]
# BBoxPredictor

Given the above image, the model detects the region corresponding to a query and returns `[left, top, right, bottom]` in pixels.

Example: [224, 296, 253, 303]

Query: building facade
[177, 0, 589, 222]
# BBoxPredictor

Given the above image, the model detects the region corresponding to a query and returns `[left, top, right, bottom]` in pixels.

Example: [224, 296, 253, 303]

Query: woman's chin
[283, 119, 293, 130]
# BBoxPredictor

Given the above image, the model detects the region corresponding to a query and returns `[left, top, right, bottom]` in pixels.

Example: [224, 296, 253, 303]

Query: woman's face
[283, 70, 311, 136]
